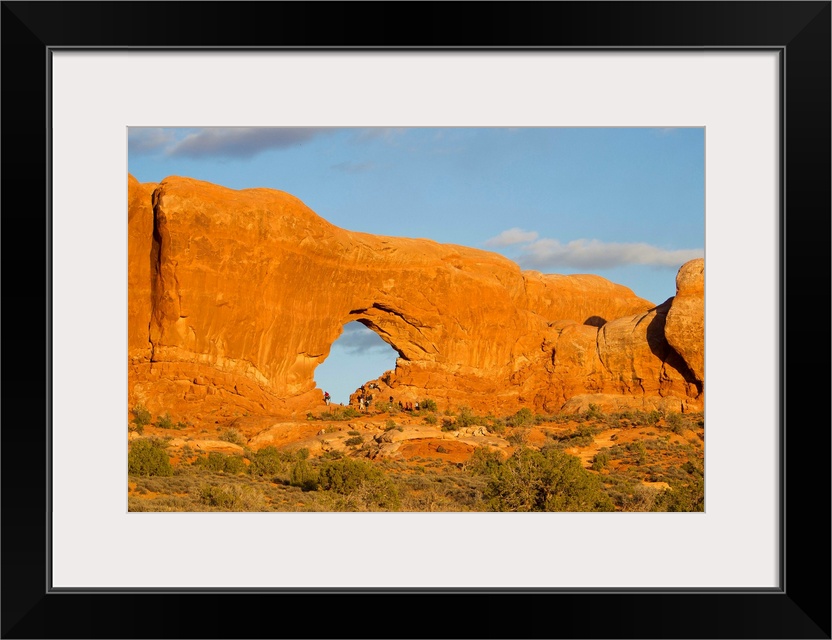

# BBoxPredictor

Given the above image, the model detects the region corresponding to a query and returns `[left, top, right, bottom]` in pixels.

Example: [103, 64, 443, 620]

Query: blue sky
[129, 127, 704, 404]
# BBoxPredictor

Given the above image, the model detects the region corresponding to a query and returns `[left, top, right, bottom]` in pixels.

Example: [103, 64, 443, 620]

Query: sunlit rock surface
[128, 175, 704, 422]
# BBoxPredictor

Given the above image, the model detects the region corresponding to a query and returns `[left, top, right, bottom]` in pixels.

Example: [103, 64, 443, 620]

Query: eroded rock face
[665, 258, 705, 385]
[128, 175, 704, 421]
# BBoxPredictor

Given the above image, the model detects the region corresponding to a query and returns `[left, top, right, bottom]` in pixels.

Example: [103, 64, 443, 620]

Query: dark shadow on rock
[583, 315, 607, 327]
[646, 298, 703, 396]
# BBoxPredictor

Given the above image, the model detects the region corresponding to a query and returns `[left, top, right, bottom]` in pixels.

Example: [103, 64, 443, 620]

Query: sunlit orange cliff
[128, 174, 704, 425]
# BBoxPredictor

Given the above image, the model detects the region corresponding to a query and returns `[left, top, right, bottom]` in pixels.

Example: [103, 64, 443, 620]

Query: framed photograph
[3, 2, 829, 638]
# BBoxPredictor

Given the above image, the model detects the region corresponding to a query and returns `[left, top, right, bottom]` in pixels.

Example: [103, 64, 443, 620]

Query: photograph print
[127, 126, 704, 513]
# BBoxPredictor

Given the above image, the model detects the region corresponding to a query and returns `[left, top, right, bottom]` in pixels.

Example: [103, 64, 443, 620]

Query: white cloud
[167, 127, 334, 159]
[332, 322, 395, 356]
[127, 128, 178, 155]
[484, 228, 539, 247]
[519, 237, 703, 270]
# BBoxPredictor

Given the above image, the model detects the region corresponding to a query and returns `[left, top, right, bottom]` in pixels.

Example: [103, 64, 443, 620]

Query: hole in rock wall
[314, 321, 399, 405]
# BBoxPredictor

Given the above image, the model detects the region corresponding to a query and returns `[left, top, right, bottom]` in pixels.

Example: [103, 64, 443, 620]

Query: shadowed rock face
[128, 174, 704, 421]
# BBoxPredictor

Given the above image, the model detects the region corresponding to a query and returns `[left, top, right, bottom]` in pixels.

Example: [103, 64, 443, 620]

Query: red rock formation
[128, 175, 704, 422]
[665, 258, 705, 385]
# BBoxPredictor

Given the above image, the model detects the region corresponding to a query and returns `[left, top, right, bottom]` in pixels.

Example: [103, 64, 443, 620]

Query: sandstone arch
[128, 174, 704, 422]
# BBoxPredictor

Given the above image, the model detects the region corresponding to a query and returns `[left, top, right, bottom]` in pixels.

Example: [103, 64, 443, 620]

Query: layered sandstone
[128, 175, 704, 422]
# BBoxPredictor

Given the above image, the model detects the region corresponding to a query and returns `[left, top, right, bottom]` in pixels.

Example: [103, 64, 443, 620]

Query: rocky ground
[128, 403, 704, 512]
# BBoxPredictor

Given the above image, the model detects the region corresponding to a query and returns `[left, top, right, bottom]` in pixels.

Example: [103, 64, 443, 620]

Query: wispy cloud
[484, 228, 539, 247]
[352, 128, 406, 143]
[129, 126, 408, 160]
[485, 228, 702, 270]
[167, 127, 335, 159]
[521, 237, 702, 269]
[128, 128, 178, 155]
[333, 322, 395, 356]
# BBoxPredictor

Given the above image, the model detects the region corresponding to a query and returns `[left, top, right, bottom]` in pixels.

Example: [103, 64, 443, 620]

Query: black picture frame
[2, 2, 829, 638]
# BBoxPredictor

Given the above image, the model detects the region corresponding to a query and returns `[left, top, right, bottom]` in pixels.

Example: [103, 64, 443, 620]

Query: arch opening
[314, 321, 399, 405]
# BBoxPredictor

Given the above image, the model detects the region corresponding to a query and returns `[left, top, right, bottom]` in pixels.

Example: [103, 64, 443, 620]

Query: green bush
[472, 446, 614, 512]
[248, 446, 293, 477]
[317, 459, 400, 510]
[419, 398, 438, 412]
[423, 415, 437, 425]
[628, 440, 648, 465]
[506, 429, 529, 447]
[583, 403, 605, 422]
[193, 451, 246, 474]
[466, 447, 505, 476]
[155, 412, 174, 429]
[591, 450, 610, 471]
[345, 436, 364, 447]
[290, 459, 318, 491]
[319, 407, 361, 421]
[348, 430, 361, 436]
[505, 407, 534, 428]
[455, 406, 485, 428]
[200, 483, 266, 511]
[130, 404, 151, 433]
[441, 418, 458, 432]
[666, 412, 686, 435]
[218, 428, 246, 445]
[128, 438, 173, 476]
[651, 458, 704, 512]
[486, 420, 506, 435]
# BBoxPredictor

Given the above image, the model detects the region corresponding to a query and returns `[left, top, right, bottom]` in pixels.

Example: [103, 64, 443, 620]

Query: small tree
[290, 459, 318, 491]
[130, 404, 152, 434]
[472, 446, 614, 512]
[128, 439, 173, 476]
[155, 412, 174, 429]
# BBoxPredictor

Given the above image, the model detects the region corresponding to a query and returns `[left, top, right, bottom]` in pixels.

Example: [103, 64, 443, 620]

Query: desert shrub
[583, 403, 605, 422]
[218, 428, 246, 445]
[651, 458, 704, 512]
[619, 484, 662, 512]
[627, 440, 648, 465]
[384, 420, 398, 431]
[549, 425, 596, 448]
[290, 459, 318, 490]
[200, 483, 265, 511]
[466, 447, 505, 476]
[436, 445, 449, 454]
[130, 404, 151, 433]
[193, 451, 246, 474]
[419, 398, 438, 412]
[591, 450, 610, 471]
[629, 409, 663, 426]
[505, 407, 535, 428]
[345, 436, 364, 447]
[471, 446, 614, 512]
[317, 459, 400, 510]
[455, 406, 485, 428]
[319, 407, 361, 421]
[348, 430, 361, 436]
[506, 429, 529, 447]
[128, 438, 173, 476]
[423, 415, 437, 425]
[441, 418, 458, 432]
[155, 412, 174, 429]
[666, 412, 686, 435]
[248, 446, 292, 477]
[486, 420, 506, 435]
